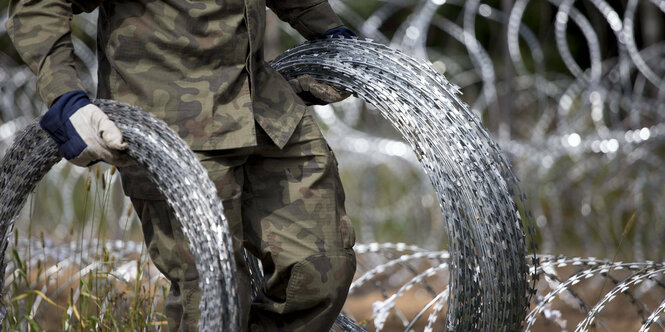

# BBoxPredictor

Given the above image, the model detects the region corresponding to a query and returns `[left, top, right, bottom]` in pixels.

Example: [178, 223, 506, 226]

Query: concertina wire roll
[0, 38, 531, 331]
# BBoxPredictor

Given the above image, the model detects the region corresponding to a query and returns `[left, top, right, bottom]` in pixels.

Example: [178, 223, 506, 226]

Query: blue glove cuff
[39, 90, 91, 160]
[316, 27, 357, 40]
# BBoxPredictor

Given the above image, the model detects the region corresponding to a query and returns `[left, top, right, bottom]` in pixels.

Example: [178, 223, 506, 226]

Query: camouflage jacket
[7, 0, 343, 150]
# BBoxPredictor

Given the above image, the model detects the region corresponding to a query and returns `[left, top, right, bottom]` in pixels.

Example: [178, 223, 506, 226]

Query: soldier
[7, 1, 356, 331]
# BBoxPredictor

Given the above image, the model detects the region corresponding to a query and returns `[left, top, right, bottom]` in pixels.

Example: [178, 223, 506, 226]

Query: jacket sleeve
[6, 0, 93, 107]
[266, 0, 344, 40]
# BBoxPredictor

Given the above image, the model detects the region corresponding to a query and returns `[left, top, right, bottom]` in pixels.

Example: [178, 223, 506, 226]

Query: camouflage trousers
[119, 111, 356, 331]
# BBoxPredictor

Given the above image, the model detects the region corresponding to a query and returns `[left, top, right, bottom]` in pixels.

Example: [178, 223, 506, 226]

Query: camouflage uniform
[7, 0, 356, 330]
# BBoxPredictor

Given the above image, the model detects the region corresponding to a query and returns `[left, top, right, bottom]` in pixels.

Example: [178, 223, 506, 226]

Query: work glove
[289, 27, 357, 106]
[316, 26, 357, 40]
[40, 90, 134, 167]
[288, 74, 351, 105]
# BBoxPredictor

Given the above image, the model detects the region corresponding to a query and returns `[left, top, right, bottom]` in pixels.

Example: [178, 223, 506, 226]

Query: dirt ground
[342, 285, 663, 331]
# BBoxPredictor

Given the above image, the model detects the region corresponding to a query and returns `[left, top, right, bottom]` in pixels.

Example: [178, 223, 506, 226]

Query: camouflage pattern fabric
[7, 0, 343, 150]
[120, 111, 356, 331]
[7, 0, 355, 330]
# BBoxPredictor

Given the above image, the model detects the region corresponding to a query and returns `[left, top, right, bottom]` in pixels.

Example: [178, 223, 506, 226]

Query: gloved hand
[40, 90, 134, 167]
[290, 27, 357, 105]
[315, 26, 357, 40]
[288, 74, 351, 105]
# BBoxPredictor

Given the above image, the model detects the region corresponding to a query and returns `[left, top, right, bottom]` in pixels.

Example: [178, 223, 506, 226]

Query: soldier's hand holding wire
[288, 74, 351, 105]
[290, 26, 356, 105]
[40, 90, 134, 167]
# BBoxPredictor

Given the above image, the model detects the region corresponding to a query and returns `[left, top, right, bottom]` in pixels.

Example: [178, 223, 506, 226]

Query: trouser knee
[249, 249, 356, 331]
[282, 249, 356, 314]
